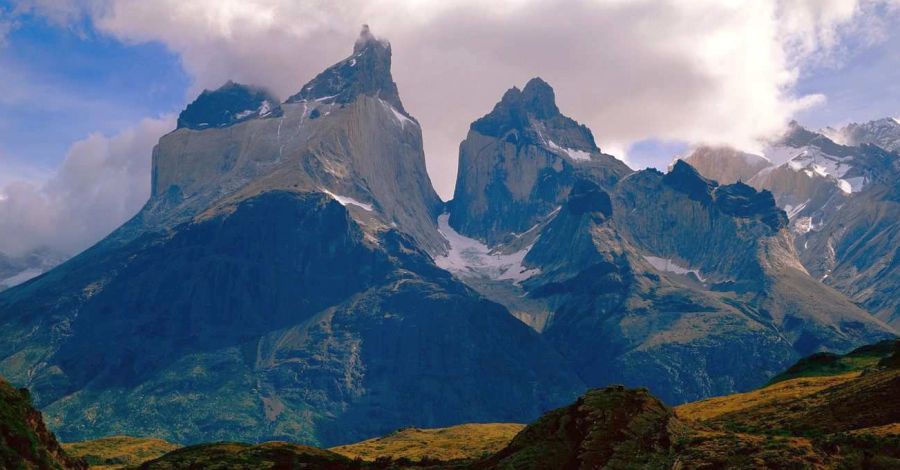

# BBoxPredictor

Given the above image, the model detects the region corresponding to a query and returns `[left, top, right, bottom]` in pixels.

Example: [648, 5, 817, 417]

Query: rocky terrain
[0, 376, 86, 469]
[682, 121, 900, 328]
[448, 77, 629, 247]
[0, 26, 895, 452]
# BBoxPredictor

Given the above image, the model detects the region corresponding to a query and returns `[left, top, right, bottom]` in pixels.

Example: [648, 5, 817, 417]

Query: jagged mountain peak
[822, 117, 900, 152]
[663, 159, 718, 202]
[520, 77, 560, 119]
[287, 25, 404, 112]
[176, 81, 281, 131]
[353, 24, 388, 54]
[471, 77, 596, 151]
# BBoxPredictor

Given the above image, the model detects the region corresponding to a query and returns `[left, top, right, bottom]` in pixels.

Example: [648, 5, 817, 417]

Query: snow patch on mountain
[435, 214, 539, 283]
[547, 140, 592, 161]
[643, 255, 705, 282]
[320, 188, 373, 211]
[381, 99, 415, 129]
[784, 199, 810, 219]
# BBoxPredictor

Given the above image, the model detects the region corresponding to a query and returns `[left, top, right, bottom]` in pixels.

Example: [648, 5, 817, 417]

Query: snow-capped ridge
[435, 214, 539, 284]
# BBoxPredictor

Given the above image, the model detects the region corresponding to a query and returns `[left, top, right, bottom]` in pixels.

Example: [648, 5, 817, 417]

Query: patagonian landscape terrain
[0, 25, 898, 469]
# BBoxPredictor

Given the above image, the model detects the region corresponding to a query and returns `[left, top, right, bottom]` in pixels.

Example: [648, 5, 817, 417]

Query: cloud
[10, 0, 900, 201]
[0, 7, 16, 47]
[0, 115, 174, 256]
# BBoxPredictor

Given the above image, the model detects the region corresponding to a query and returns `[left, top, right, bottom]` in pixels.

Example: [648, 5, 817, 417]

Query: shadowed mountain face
[0, 376, 86, 470]
[517, 162, 892, 404]
[449, 77, 630, 247]
[0, 191, 581, 446]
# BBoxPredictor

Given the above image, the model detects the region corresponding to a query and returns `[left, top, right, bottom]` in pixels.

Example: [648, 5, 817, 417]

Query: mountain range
[0, 26, 896, 449]
[682, 118, 900, 328]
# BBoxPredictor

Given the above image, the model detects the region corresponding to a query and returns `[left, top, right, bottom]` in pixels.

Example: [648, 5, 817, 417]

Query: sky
[0, 0, 899, 258]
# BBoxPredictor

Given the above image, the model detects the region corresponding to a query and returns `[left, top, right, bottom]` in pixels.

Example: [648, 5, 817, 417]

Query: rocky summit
[0, 26, 896, 453]
[449, 77, 630, 247]
[682, 121, 900, 328]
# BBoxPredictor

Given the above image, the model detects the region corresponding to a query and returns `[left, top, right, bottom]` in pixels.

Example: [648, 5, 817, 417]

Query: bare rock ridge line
[682, 118, 900, 327]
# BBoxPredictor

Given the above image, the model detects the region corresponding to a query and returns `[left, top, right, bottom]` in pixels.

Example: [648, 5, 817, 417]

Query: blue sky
[0, 7, 188, 175]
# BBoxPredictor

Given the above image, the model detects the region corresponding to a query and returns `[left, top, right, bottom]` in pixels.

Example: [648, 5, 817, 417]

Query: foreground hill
[62, 436, 179, 470]
[0, 377, 85, 469]
[330, 423, 524, 462]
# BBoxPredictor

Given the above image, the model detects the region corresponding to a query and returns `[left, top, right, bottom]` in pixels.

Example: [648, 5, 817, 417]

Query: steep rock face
[449, 78, 630, 246]
[803, 173, 900, 327]
[517, 163, 893, 404]
[681, 127, 900, 328]
[679, 145, 772, 185]
[0, 192, 582, 446]
[147, 26, 444, 253]
[0, 376, 86, 470]
[287, 25, 404, 113]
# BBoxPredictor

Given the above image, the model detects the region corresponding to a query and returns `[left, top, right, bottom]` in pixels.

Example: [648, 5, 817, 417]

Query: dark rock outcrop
[0, 376, 86, 469]
[287, 25, 405, 114]
[476, 386, 681, 470]
[176, 81, 281, 130]
[449, 77, 630, 246]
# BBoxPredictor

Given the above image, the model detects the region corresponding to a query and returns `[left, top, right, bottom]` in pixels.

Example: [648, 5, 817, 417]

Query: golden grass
[62, 435, 181, 469]
[330, 423, 525, 461]
[674, 371, 861, 422]
[849, 423, 900, 437]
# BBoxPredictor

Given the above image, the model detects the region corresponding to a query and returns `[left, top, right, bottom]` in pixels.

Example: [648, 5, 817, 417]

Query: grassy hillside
[767, 339, 897, 384]
[135, 442, 357, 469]
[330, 423, 524, 462]
[62, 436, 180, 469]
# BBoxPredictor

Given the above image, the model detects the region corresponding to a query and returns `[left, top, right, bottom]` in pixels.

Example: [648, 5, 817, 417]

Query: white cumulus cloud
[37, 0, 889, 197]
[0, 115, 174, 256]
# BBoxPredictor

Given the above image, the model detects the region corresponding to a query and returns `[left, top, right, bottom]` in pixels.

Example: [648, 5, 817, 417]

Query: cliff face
[449, 78, 630, 247]
[516, 162, 891, 404]
[681, 124, 900, 328]
[146, 26, 444, 254]
[0, 377, 86, 470]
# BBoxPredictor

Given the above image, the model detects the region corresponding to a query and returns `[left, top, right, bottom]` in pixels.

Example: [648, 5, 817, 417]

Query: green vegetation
[768, 339, 898, 384]
[330, 423, 524, 462]
[62, 436, 180, 469]
[4, 339, 898, 469]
